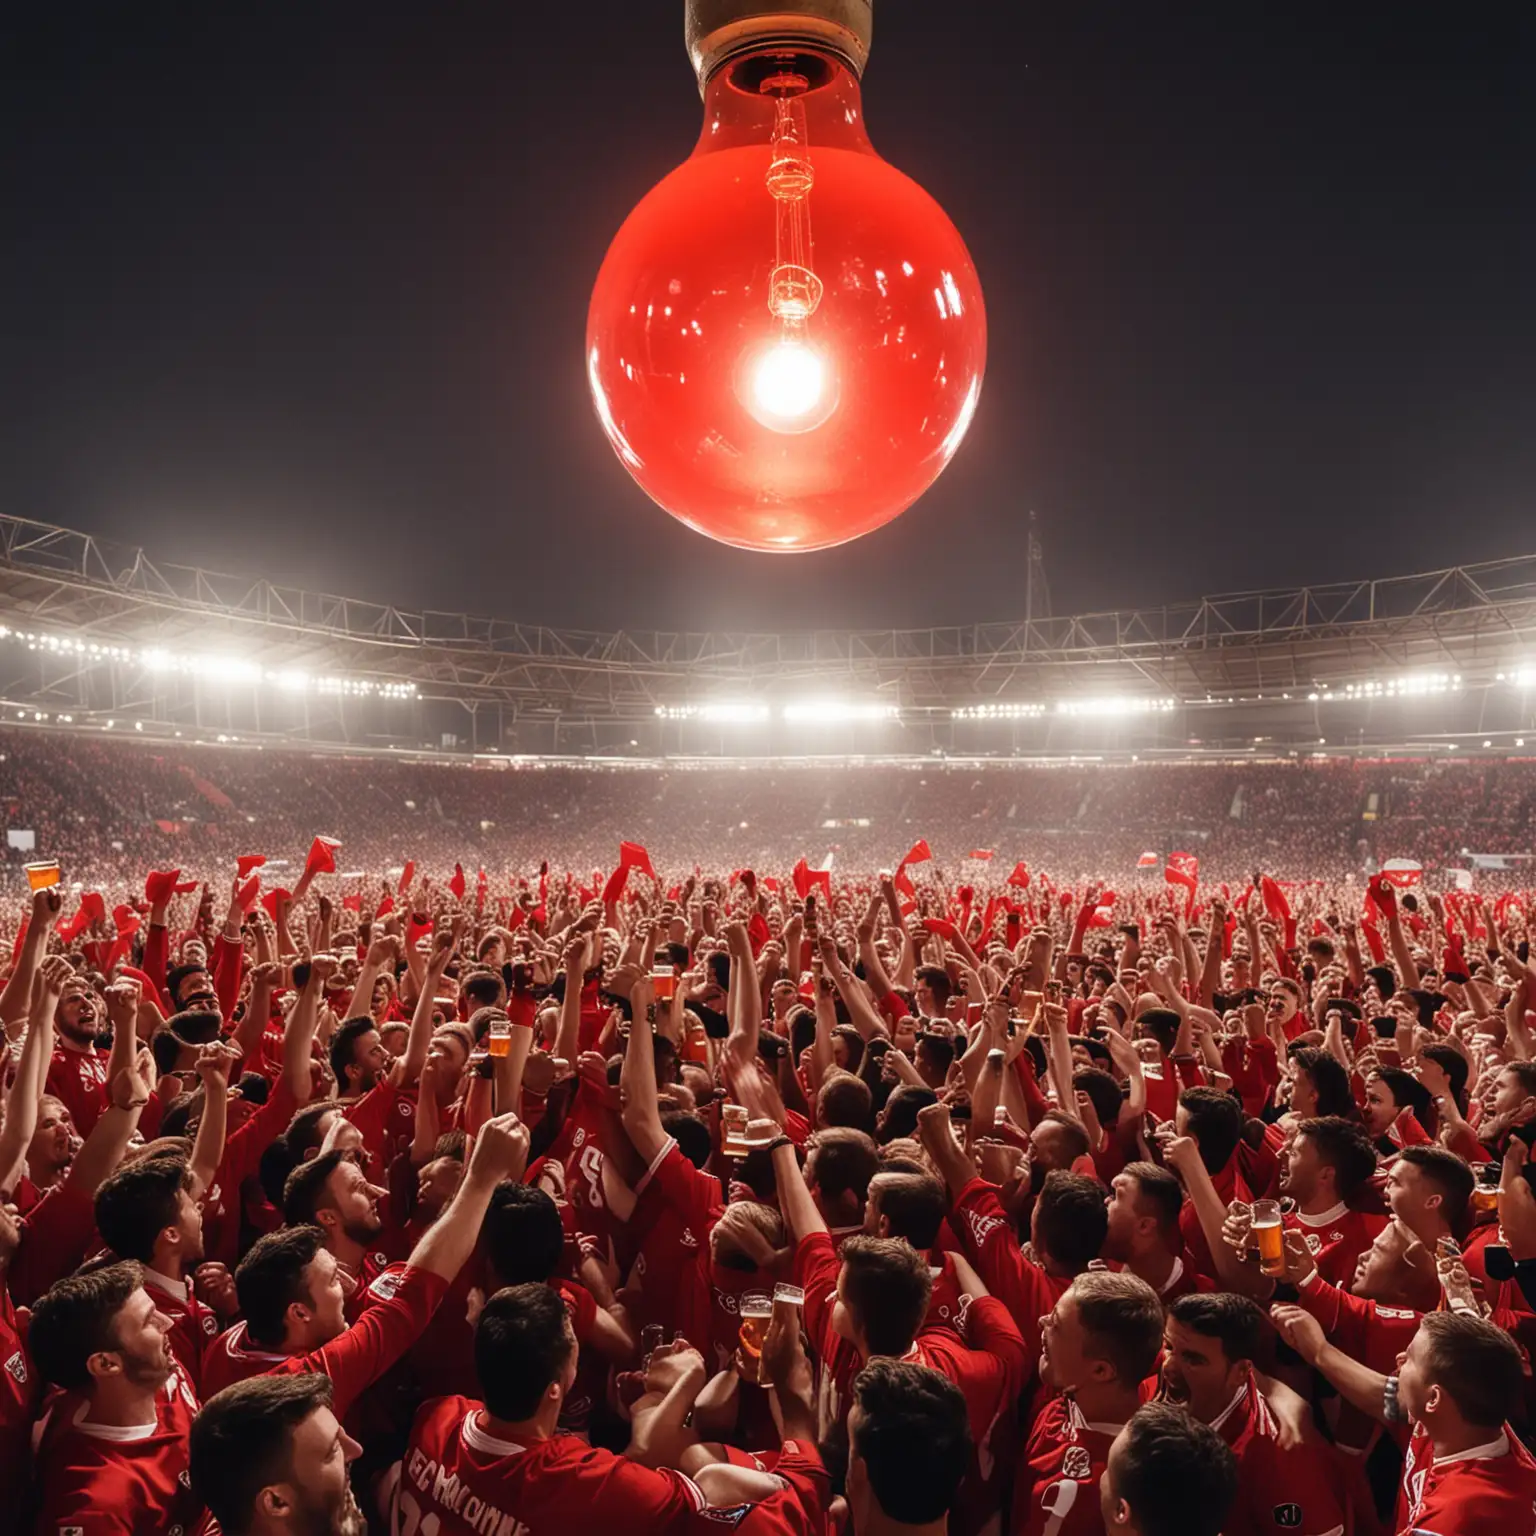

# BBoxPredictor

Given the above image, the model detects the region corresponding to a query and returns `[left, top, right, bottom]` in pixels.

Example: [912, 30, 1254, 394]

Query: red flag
[82, 891, 106, 928]
[260, 887, 292, 921]
[921, 917, 960, 942]
[144, 868, 182, 905]
[967, 849, 994, 861]
[1367, 873, 1398, 919]
[1137, 851, 1160, 869]
[236, 854, 266, 880]
[113, 904, 141, 940]
[792, 858, 832, 903]
[1165, 852, 1199, 916]
[449, 863, 467, 900]
[399, 860, 416, 895]
[305, 836, 342, 879]
[619, 841, 656, 880]
[747, 911, 771, 956]
[342, 893, 362, 912]
[1381, 859, 1424, 889]
[237, 874, 261, 913]
[1360, 920, 1387, 965]
[602, 864, 630, 905]
[1006, 861, 1031, 889]
[898, 839, 932, 869]
[376, 893, 395, 918]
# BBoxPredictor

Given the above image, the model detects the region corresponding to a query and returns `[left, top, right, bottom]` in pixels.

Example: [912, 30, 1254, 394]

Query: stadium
[2, 511, 1536, 889]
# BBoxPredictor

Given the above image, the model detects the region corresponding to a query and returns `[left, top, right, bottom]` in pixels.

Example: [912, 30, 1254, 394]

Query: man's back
[400, 1395, 707, 1536]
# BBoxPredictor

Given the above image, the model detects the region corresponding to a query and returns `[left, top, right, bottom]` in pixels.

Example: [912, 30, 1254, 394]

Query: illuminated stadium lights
[653, 703, 771, 723]
[781, 699, 900, 723]
[1307, 672, 1463, 702]
[951, 702, 1047, 720]
[1054, 696, 1177, 719]
[0, 624, 416, 701]
[1498, 668, 1536, 688]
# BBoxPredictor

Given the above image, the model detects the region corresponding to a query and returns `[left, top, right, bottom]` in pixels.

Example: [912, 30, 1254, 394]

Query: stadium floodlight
[1310, 672, 1463, 702]
[1498, 668, 1536, 688]
[653, 703, 771, 723]
[1054, 696, 1177, 718]
[781, 699, 900, 723]
[0, 623, 417, 702]
[950, 702, 1047, 720]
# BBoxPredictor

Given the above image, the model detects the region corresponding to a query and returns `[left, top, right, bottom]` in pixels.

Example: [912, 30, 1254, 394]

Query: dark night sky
[1, 4, 1533, 633]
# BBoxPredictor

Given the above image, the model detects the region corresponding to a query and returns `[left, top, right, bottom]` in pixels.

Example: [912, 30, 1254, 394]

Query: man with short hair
[1385, 1145, 1473, 1252]
[1175, 1088, 1250, 1279]
[94, 1153, 217, 1388]
[43, 976, 112, 1135]
[327, 1015, 391, 1099]
[1163, 1292, 1347, 1536]
[1016, 1271, 1165, 1536]
[281, 1147, 401, 1306]
[397, 1283, 711, 1534]
[1098, 1401, 1239, 1536]
[1102, 1161, 1211, 1300]
[190, 1373, 365, 1536]
[847, 1359, 972, 1536]
[27, 1259, 204, 1536]
[1278, 1116, 1388, 1287]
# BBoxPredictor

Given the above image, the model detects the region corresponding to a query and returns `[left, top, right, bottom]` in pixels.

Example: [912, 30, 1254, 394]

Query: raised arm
[407, 1113, 530, 1281]
[0, 954, 67, 1194]
[771, 1138, 827, 1244]
[0, 886, 59, 1034]
[621, 973, 670, 1165]
[393, 926, 456, 1088]
[187, 1042, 242, 1197]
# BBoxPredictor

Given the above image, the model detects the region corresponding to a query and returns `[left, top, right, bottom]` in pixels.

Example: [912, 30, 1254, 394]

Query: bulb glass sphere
[587, 50, 986, 552]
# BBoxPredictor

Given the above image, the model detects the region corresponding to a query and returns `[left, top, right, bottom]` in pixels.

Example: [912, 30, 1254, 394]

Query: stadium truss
[0, 513, 1535, 754]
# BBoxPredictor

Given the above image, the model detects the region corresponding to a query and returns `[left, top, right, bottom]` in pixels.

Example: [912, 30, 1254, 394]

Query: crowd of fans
[4, 735, 1536, 1533]
[4, 727, 1536, 894]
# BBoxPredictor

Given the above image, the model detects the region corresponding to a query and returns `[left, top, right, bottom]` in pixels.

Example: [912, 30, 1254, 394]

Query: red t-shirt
[1213, 1376, 1349, 1536]
[341, 1078, 419, 1177]
[1014, 1395, 1124, 1536]
[0, 1285, 38, 1536]
[141, 1271, 219, 1396]
[1397, 1421, 1536, 1536]
[399, 1396, 708, 1536]
[44, 1045, 111, 1137]
[628, 1139, 722, 1351]
[30, 1364, 202, 1536]
[948, 1177, 1060, 1367]
[201, 1264, 449, 1422]
[1285, 1204, 1388, 1291]
[1294, 1271, 1418, 1453]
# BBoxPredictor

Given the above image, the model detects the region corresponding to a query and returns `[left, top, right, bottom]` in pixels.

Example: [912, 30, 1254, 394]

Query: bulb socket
[685, 0, 873, 89]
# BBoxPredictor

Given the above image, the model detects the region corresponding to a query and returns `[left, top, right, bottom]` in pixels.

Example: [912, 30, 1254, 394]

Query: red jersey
[399, 1396, 707, 1536]
[794, 1228, 1024, 1531]
[1397, 1422, 1536, 1535]
[629, 1139, 722, 1351]
[1295, 1271, 1419, 1453]
[141, 1270, 219, 1395]
[1014, 1395, 1125, 1536]
[30, 1364, 201, 1536]
[1214, 1376, 1348, 1536]
[340, 1078, 419, 1176]
[949, 1177, 1060, 1367]
[1286, 1203, 1389, 1291]
[44, 1045, 111, 1137]
[0, 1285, 39, 1536]
[201, 1263, 448, 1419]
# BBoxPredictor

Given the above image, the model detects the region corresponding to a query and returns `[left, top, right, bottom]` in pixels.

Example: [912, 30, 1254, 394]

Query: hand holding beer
[738, 1291, 773, 1383]
[1251, 1199, 1285, 1278]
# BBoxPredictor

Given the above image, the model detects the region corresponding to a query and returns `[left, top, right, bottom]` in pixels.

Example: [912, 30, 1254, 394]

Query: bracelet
[1382, 1374, 1404, 1424]
[646, 1002, 658, 1025]
[765, 1135, 795, 1156]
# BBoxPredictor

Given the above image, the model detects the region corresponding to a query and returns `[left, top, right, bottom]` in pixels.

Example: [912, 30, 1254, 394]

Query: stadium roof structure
[0, 512, 1534, 757]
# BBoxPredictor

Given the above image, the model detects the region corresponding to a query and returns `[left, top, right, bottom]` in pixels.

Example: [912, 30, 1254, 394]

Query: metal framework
[0, 513, 1535, 742]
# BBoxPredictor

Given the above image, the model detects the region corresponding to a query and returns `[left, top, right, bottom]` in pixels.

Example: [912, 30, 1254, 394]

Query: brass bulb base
[684, 0, 873, 90]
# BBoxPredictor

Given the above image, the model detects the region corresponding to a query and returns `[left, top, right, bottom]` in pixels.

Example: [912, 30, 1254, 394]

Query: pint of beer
[722, 1104, 749, 1159]
[651, 968, 677, 1002]
[487, 1018, 512, 1058]
[739, 1291, 773, 1383]
[1472, 1165, 1501, 1215]
[24, 861, 60, 891]
[1252, 1199, 1285, 1277]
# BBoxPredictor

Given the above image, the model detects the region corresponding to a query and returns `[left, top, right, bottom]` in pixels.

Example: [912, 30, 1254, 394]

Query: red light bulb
[587, 4, 986, 552]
